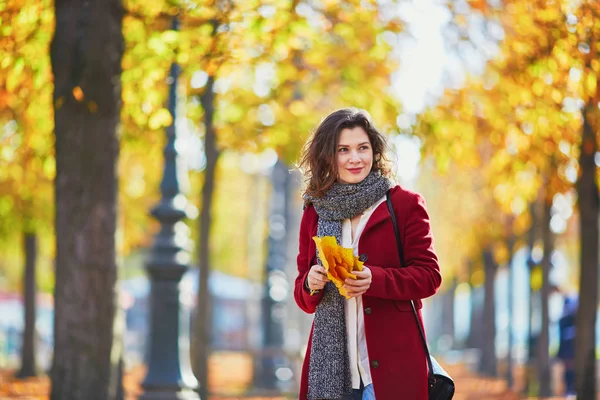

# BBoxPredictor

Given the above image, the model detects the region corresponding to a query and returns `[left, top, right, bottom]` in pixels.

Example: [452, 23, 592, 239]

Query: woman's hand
[344, 266, 372, 298]
[307, 265, 330, 292]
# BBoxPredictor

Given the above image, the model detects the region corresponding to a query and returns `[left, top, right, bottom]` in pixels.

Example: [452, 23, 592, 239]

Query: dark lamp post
[256, 159, 291, 390]
[139, 16, 200, 400]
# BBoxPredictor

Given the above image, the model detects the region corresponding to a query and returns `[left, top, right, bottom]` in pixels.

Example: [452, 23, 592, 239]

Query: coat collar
[362, 198, 391, 233]
[362, 185, 401, 233]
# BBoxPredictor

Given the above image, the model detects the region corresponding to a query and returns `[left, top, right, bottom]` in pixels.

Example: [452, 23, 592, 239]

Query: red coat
[294, 186, 442, 400]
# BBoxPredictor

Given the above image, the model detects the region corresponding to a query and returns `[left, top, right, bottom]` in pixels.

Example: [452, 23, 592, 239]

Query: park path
[0, 364, 576, 400]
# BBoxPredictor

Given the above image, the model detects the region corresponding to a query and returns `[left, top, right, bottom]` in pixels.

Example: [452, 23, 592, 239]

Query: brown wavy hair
[298, 108, 392, 198]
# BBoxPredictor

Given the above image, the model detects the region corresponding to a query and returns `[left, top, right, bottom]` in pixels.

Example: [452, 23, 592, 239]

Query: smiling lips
[347, 167, 363, 174]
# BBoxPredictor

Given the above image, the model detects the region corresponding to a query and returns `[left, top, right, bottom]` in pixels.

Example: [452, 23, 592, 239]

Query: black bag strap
[386, 190, 436, 386]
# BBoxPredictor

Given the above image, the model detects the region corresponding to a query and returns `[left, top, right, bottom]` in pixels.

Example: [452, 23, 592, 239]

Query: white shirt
[342, 195, 386, 389]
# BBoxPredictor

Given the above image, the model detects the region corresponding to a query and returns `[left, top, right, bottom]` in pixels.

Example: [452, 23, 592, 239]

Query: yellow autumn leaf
[353, 257, 364, 272]
[340, 247, 355, 272]
[336, 266, 357, 281]
[313, 236, 365, 299]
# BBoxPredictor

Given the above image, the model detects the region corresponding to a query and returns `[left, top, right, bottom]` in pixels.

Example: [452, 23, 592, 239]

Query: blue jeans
[345, 383, 375, 400]
[362, 384, 375, 400]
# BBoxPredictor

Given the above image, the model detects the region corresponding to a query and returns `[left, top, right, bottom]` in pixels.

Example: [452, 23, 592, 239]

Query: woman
[294, 108, 442, 400]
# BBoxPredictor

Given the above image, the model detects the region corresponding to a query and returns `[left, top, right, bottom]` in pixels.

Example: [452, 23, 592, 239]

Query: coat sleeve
[294, 207, 324, 314]
[366, 192, 442, 300]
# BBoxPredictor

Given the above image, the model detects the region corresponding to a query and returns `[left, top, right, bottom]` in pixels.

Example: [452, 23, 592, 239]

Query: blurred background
[0, 0, 598, 399]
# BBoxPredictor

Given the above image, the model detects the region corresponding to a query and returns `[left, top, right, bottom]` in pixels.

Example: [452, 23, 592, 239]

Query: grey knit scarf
[303, 171, 391, 400]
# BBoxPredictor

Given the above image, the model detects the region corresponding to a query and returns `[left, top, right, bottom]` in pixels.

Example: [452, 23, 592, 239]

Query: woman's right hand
[306, 265, 330, 291]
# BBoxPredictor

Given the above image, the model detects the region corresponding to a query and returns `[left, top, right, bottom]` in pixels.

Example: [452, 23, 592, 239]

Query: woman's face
[336, 126, 373, 184]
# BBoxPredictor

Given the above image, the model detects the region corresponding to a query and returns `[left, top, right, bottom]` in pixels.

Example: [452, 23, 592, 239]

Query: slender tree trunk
[480, 249, 498, 376]
[466, 261, 477, 348]
[523, 201, 538, 395]
[441, 278, 456, 346]
[538, 198, 553, 397]
[193, 76, 220, 399]
[50, 0, 123, 397]
[17, 232, 37, 378]
[575, 104, 599, 399]
[467, 261, 484, 352]
[505, 237, 515, 389]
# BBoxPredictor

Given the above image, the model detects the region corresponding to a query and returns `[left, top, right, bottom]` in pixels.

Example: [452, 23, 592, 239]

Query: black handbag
[386, 191, 455, 400]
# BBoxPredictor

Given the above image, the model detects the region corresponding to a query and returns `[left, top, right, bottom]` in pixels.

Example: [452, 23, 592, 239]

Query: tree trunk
[505, 237, 515, 389]
[575, 104, 599, 399]
[467, 261, 484, 352]
[538, 199, 553, 397]
[523, 201, 538, 396]
[193, 76, 220, 399]
[480, 249, 498, 376]
[17, 232, 37, 378]
[50, 0, 123, 397]
[441, 278, 456, 346]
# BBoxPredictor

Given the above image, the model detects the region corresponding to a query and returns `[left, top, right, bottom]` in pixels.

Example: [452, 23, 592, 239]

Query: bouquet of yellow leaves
[313, 236, 364, 299]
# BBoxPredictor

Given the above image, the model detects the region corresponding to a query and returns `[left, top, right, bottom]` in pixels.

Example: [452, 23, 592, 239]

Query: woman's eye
[360, 146, 370, 151]
[338, 148, 348, 152]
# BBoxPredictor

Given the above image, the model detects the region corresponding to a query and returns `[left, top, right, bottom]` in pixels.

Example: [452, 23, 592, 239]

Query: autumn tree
[49, 0, 123, 398]
[419, 0, 600, 396]
[0, 0, 55, 378]
[465, 2, 599, 397]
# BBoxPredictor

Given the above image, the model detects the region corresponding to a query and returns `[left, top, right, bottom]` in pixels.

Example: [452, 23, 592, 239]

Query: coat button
[359, 253, 368, 262]
[371, 360, 379, 369]
[364, 307, 372, 315]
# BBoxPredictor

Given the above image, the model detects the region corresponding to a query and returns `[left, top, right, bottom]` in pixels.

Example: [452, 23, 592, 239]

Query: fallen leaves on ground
[0, 362, 589, 399]
[0, 370, 49, 399]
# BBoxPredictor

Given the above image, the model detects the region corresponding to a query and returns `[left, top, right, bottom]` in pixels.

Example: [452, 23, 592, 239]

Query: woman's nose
[349, 151, 360, 163]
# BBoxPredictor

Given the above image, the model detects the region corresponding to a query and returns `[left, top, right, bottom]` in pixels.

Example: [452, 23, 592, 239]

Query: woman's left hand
[344, 266, 372, 298]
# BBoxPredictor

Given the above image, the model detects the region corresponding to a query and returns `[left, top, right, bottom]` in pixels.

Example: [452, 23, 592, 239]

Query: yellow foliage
[0, 0, 55, 288]
[1, 0, 405, 287]
[416, 0, 598, 270]
[471, 269, 485, 288]
[148, 108, 173, 130]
